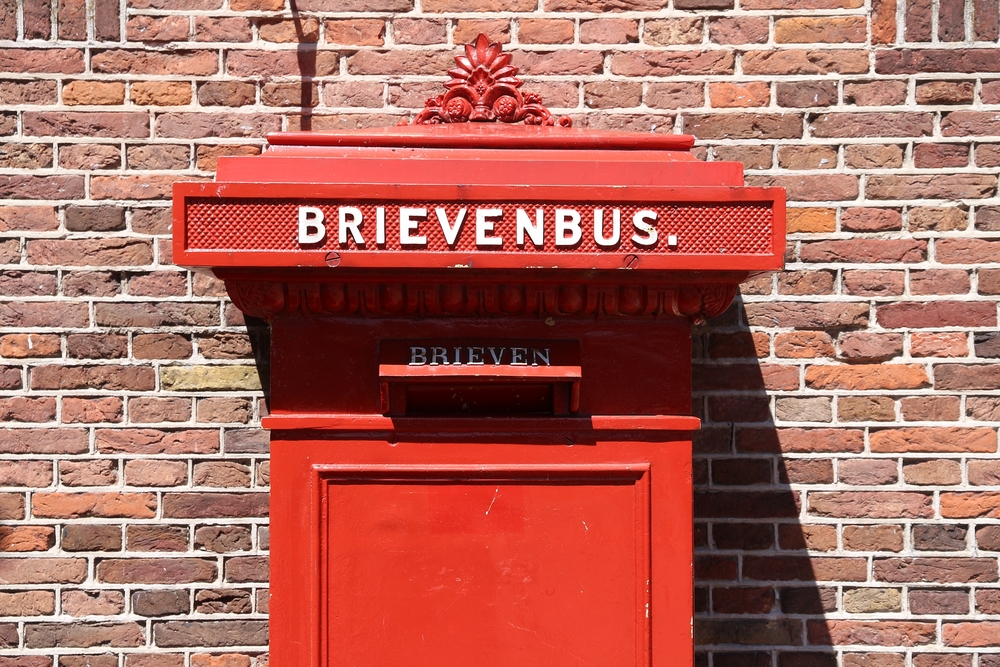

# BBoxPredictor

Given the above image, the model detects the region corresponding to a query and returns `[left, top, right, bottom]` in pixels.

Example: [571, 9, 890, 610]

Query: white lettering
[488, 347, 505, 364]
[376, 207, 386, 246]
[632, 210, 658, 247]
[431, 346, 448, 365]
[511, 347, 528, 365]
[532, 348, 551, 366]
[594, 208, 621, 247]
[555, 208, 582, 246]
[338, 206, 364, 245]
[516, 208, 544, 247]
[409, 347, 427, 365]
[476, 208, 503, 247]
[436, 207, 467, 246]
[297, 206, 325, 245]
[400, 208, 427, 246]
[468, 346, 484, 365]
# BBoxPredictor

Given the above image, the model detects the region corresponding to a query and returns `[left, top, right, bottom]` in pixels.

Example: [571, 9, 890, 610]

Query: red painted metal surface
[271, 436, 695, 667]
[170, 33, 785, 667]
[175, 182, 782, 271]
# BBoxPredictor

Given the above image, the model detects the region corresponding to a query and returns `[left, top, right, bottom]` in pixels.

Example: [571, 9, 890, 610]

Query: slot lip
[261, 413, 701, 433]
[379, 363, 582, 381]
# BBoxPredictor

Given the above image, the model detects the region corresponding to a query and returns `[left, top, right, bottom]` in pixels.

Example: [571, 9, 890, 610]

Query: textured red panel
[185, 198, 773, 256]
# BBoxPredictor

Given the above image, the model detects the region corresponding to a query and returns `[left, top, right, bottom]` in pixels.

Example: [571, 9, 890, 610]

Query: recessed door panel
[321, 467, 650, 667]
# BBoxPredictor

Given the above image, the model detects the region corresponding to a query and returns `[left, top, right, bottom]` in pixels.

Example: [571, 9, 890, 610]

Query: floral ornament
[408, 34, 572, 127]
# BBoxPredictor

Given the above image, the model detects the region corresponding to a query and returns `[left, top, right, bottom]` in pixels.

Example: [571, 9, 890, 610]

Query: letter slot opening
[378, 363, 582, 417]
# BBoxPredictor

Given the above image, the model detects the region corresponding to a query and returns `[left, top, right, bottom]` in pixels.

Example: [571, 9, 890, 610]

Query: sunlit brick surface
[0, 0, 998, 665]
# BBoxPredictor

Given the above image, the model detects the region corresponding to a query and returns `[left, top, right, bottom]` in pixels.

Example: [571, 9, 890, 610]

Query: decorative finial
[407, 34, 572, 127]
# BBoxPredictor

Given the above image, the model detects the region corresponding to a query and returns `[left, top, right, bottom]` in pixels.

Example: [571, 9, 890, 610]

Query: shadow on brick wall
[287, 0, 316, 131]
[693, 295, 835, 667]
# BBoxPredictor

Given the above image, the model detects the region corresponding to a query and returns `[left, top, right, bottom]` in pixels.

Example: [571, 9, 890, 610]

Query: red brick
[738, 428, 864, 454]
[775, 16, 866, 43]
[708, 82, 770, 109]
[0, 49, 85, 74]
[324, 18, 384, 45]
[127, 15, 189, 41]
[33, 492, 156, 519]
[911, 332, 968, 358]
[0, 81, 55, 105]
[872, 427, 995, 453]
[941, 112, 1000, 138]
[937, 0, 965, 40]
[900, 396, 961, 422]
[942, 492, 1000, 518]
[225, 50, 336, 78]
[975, 0, 1000, 39]
[743, 50, 868, 75]
[0, 461, 52, 487]
[580, 19, 638, 44]
[0, 558, 87, 584]
[748, 174, 859, 201]
[97, 558, 216, 584]
[0, 526, 55, 551]
[868, 174, 997, 200]
[877, 48, 1000, 74]
[194, 16, 251, 42]
[916, 80, 975, 104]
[812, 112, 933, 138]
[584, 82, 642, 109]
[611, 51, 733, 78]
[162, 492, 269, 518]
[708, 17, 768, 45]
[801, 239, 925, 264]
[875, 557, 997, 583]
[392, 19, 446, 45]
[454, 19, 510, 45]
[877, 301, 996, 328]
[125, 460, 188, 487]
[872, 0, 897, 43]
[806, 364, 930, 390]
[0, 396, 55, 425]
[97, 429, 218, 455]
[62, 397, 124, 424]
[945, 622, 1000, 647]
[259, 17, 319, 43]
[92, 50, 218, 75]
[0, 174, 85, 200]
[810, 620, 935, 646]
[712, 586, 774, 613]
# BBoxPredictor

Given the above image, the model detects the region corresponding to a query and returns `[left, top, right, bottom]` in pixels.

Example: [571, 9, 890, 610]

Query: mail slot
[172, 35, 784, 667]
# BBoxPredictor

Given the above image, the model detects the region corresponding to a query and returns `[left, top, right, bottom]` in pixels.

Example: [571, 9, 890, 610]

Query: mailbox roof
[267, 123, 696, 152]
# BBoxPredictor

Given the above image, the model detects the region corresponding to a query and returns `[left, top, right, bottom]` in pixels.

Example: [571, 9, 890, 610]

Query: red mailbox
[173, 36, 784, 667]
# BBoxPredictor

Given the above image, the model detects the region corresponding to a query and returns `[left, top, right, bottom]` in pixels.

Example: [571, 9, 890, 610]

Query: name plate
[174, 182, 784, 271]
[380, 339, 579, 369]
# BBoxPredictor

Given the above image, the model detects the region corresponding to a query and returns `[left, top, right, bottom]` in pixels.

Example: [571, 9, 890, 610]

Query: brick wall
[0, 0, 998, 664]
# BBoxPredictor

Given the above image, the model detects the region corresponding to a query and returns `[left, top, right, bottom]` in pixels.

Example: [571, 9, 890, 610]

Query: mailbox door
[271, 435, 693, 667]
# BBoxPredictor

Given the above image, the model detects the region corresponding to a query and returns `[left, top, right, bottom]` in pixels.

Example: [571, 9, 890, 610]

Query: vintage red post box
[173, 36, 784, 667]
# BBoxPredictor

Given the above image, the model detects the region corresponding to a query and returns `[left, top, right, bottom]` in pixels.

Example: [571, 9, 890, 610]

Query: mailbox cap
[267, 123, 696, 152]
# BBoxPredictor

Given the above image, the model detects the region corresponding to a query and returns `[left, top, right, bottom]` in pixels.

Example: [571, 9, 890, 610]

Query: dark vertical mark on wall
[288, 0, 317, 131]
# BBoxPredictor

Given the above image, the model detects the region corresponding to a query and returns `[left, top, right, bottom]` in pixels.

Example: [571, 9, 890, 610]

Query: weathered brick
[806, 364, 929, 390]
[775, 16, 866, 43]
[875, 558, 997, 583]
[743, 50, 868, 75]
[810, 620, 935, 646]
[162, 492, 268, 518]
[97, 429, 218, 455]
[62, 590, 125, 617]
[0, 558, 87, 584]
[93, 50, 218, 76]
[153, 620, 268, 647]
[845, 144, 904, 169]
